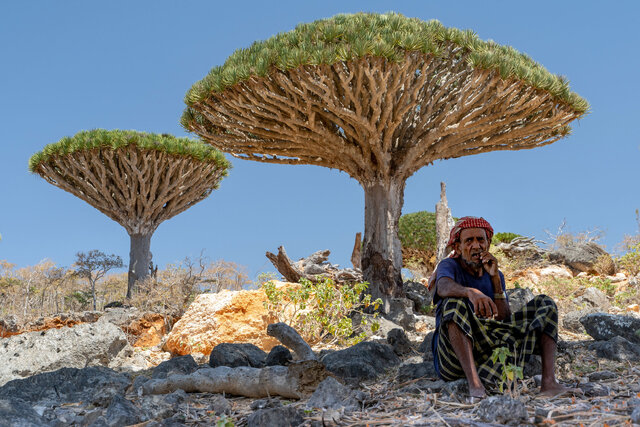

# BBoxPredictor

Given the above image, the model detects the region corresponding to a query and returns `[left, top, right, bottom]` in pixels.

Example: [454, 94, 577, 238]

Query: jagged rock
[322, 341, 400, 382]
[0, 367, 130, 408]
[403, 280, 432, 311]
[580, 313, 640, 344]
[138, 389, 188, 420]
[101, 395, 143, 426]
[0, 315, 19, 338]
[266, 345, 293, 366]
[209, 343, 267, 368]
[0, 398, 47, 426]
[397, 362, 437, 382]
[632, 406, 640, 424]
[548, 242, 610, 274]
[505, 287, 534, 313]
[247, 405, 305, 427]
[306, 377, 363, 411]
[387, 328, 413, 356]
[575, 287, 610, 310]
[588, 370, 616, 381]
[523, 355, 542, 377]
[588, 336, 640, 362]
[126, 313, 174, 348]
[418, 331, 434, 356]
[578, 382, 610, 397]
[384, 298, 416, 330]
[0, 322, 141, 386]
[562, 308, 599, 333]
[475, 396, 528, 425]
[440, 378, 468, 397]
[152, 355, 198, 379]
[164, 289, 288, 355]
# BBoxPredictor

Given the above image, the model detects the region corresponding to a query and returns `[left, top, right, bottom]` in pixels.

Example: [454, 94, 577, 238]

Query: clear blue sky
[1, 1, 638, 280]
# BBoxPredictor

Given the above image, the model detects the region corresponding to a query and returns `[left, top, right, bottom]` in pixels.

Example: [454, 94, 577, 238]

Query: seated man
[430, 216, 570, 400]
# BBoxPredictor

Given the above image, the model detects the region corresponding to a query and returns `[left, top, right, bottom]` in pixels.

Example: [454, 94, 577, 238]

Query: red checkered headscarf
[446, 216, 494, 256]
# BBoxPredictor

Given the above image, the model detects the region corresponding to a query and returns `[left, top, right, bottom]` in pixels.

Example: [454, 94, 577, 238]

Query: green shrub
[262, 277, 381, 346]
[492, 232, 522, 245]
[398, 211, 438, 251]
[618, 242, 640, 276]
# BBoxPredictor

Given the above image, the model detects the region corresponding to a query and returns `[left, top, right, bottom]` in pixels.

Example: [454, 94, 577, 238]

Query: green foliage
[492, 232, 522, 245]
[215, 415, 234, 427]
[262, 277, 382, 345]
[183, 11, 588, 127]
[29, 129, 230, 173]
[398, 211, 437, 251]
[490, 346, 523, 397]
[618, 242, 640, 276]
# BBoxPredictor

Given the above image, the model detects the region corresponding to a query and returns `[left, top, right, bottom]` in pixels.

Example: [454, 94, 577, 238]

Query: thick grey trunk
[127, 233, 152, 298]
[435, 182, 455, 263]
[361, 179, 405, 311]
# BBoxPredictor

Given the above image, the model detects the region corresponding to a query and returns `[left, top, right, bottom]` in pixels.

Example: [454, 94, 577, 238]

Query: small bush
[262, 277, 381, 346]
[492, 232, 522, 245]
[593, 253, 616, 276]
[618, 242, 640, 276]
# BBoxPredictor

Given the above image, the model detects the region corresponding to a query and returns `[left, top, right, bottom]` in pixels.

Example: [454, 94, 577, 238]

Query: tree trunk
[127, 233, 152, 298]
[361, 179, 405, 311]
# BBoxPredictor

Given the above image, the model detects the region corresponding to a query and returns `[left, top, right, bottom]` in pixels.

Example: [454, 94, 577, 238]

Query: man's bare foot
[539, 381, 583, 397]
[469, 385, 487, 399]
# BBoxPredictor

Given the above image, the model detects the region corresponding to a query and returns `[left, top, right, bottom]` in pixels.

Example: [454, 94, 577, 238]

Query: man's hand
[480, 250, 499, 277]
[466, 288, 498, 319]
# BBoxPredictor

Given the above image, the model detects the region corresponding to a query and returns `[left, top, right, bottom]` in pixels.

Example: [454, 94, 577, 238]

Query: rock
[102, 395, 143, 426]
[250, 398, 283, 410]
[418, 331, 434, 356]
[0, 367, 130, 406]
[384, 298, 416, 330]
[632, 406, 640, 424]
[152, 355, 198, 379]
[548, 242, 610, 274]
[440, 378, 468, 397]
[209, 343, 267, 368]
[397, 362, 437, 382]
[506, 287, 534, 313]
[387, 328, 413, 356]
[138, 389, 188, 420]
[580, 313, 640, 344]
[539, 265, 574, 280]
[588, 336, 640, 362]
[322, 341, 400, 382]
[575, 287, 610, 310]
[247, 405, 305, 427]
[588, 370, 616, 381]
[562, 308, 598, 333]
[0, 315, 20, 338]
[403, 280, 432, 312]
[0, 398, 47, 426]
[266, 345, 293, 366]
[0, 321, 139, 386]
[523, 355, 542, 378]
[126, 313, 174, 348]
[578, 382, 611, 397]
[306, 377, 363, 411]
[475, 396, 528, 425]
[164, 289, 285, 355]
[399, 379, 445, 394]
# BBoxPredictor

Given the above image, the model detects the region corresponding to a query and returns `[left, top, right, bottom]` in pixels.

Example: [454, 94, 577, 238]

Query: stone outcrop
[321, 341, 400, 382]
[548, 242, 610, 274]
[164, 287, 293, 355]
[0, 321, 146, 386]
[580, 313, 640, 344]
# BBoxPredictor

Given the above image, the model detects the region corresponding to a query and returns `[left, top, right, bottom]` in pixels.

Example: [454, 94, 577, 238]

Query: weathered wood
[351, 232, 362, 270]
[266, 246, 302, 283]
[267, 322, 316, 361]
[435, 182, 455, 263]
[142, 360, 328, 399]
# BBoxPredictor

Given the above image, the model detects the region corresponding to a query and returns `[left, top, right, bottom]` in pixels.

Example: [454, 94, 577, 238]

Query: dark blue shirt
[431, 257, 507, 377]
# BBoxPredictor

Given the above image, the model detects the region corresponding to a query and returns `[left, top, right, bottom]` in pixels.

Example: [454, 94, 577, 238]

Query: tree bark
[127, 233, 152, 298]
[435, 182, 455, 263]
[351, 232, 362, 270]
[361, 179, 405, 311]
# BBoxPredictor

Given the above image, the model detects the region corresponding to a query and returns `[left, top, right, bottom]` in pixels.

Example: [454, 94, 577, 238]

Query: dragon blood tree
[29, 129, 230, 298]
[181, 12, 588, 307]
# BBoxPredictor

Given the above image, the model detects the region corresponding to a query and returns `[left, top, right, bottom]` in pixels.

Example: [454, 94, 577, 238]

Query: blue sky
[1, 1, 638, 280]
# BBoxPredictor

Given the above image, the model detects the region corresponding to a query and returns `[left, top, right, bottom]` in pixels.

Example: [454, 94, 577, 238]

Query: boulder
[126, 313, 173, 348]
[580, 313, 640, 344]
[562, 308, 598, 333]
[151, 355, 198, 379]
[548, 242, 610, 274]
[418, 331, 434, 357]
[588, 336, 640, 362]
[265, 345, 292, 366]
[505, 287, 534, 313]
[384, 298, 416, 330]
[0, 315, 19, 338]
[247, 405, 305, 427]
[397, 362, 437, 382]
[164, 289, 286, 355]
[387, 328, 413, 356]
[403, 280, 432, 312]
[321, 341, 400, 382]
[0, 321, 141, 386]
[575, 287, 610, 310]
[306, 377, 363, 411]
[208, 343, 267, 368]
[0, 398, 48, 426]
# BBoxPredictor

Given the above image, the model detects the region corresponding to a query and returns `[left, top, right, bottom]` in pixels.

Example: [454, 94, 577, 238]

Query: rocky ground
[1, 265, 640, 426]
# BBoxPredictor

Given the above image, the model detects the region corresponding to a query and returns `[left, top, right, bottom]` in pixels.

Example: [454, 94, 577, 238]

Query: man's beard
[461, 256, 483, 270]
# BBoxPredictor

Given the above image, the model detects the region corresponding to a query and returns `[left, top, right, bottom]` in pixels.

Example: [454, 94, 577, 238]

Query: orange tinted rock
[127, 313, 172, 348]
[164, 285, 290, 356]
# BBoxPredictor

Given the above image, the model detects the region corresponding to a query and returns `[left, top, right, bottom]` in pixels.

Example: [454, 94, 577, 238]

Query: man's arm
[437, 277, 499, 319]
[481, 251, 511, 321]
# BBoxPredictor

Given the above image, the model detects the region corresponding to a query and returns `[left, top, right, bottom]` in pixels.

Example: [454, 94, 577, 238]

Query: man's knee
[532, 294, 558, 313]
[441, 297, 472, 315]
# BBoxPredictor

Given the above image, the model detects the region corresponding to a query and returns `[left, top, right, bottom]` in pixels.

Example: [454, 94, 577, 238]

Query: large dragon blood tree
[181, 12, 588, 308]
[29, 129, 230, 298]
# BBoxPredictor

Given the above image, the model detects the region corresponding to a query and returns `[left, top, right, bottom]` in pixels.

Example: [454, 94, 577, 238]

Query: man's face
[456, 228, 489, 269]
